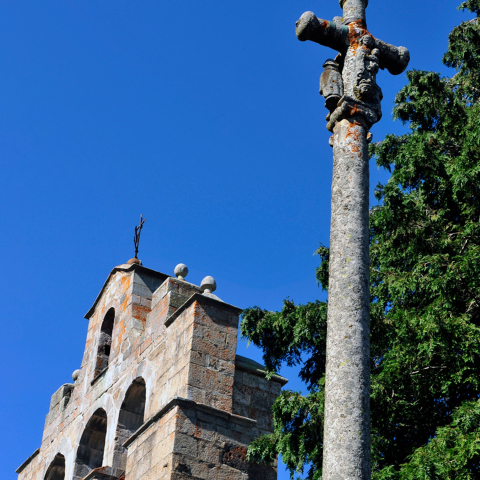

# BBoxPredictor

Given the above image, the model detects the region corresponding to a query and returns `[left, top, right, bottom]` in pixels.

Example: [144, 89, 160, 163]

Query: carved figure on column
[297, 0, 409, 134]
[295, 1, 409, 479]
[320, 59, 344, 113]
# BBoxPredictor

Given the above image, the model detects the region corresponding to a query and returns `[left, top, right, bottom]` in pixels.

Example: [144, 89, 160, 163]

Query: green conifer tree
[241, 2, 480, 478]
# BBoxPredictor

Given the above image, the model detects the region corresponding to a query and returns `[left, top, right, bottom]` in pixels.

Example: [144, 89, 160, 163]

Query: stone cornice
[15, 448, 40, 474]
[84, 466, 124, 480]
[235, 355, 289, 386]
[123, 396, 256, 449]
[164, 292, 242, 328]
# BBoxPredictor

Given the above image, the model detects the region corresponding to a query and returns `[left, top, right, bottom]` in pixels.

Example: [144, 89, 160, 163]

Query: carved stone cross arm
[295, 12, 350, 52]
[295, 12, 409, 76]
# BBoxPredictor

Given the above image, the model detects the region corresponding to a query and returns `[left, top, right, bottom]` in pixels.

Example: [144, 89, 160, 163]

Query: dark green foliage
[241, 299, 328, 479]
[242, 300, 327, 390]
[241, 2, 480, 478]
[400, 400, 480, 479]
[314, 245, 329, 292]
[444, 3, 480, 101]
[246, 389, 325, 480]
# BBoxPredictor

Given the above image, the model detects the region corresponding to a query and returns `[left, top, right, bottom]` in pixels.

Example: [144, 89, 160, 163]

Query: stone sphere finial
[174, 263, 189, 280]
[72, 369, 81, 383]
[200, 276, 216, 294]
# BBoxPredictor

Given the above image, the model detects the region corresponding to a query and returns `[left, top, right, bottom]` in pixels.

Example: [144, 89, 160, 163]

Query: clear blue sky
[0, 0, 473, 478]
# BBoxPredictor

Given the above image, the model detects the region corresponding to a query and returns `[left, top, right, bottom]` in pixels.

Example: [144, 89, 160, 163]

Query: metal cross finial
[295, 2, 409, 480]
[134, 214, 146, 259]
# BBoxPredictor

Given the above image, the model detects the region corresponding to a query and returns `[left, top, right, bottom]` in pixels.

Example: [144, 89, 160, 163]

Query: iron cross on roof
[296, 0, 409, 137]
[134, 214, 146, 260]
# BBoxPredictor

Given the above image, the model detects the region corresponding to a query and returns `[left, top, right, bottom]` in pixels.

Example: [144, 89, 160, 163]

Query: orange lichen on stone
[348, 104, 362, 117]
[346, 122, 362, 140]
[120, 294, 129, 312]
[132, 304, 149, 322]
[120, 275, 130, 291]
[115, 319, 127, 353]
[347, 20, 374, 53]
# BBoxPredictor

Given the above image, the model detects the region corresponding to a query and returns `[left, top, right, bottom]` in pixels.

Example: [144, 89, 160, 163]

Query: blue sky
[0, 0, 473, 478]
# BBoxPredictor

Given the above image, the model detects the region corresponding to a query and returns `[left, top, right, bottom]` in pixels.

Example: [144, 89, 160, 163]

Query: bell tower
[16, 260, 287, 480]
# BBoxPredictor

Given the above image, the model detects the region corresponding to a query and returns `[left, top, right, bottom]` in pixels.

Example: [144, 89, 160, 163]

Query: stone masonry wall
[16, 263, 287, 480]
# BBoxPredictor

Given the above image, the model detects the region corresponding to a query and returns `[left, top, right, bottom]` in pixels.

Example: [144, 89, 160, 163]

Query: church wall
[186, 302, 238, 413]
[124, 406, 177, 480]
[170, 403, 277, 480]
[16, 263, 286, 480]
[17, 449, 40, 480]
[232, 369, 283, 434]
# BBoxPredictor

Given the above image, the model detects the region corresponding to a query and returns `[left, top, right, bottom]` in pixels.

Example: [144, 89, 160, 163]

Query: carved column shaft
[323, 117, 371, 480]
[341, 0, 368, 23]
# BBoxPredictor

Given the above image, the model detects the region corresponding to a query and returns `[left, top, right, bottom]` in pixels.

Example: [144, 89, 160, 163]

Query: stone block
[168, 291, 189, 309]
[242, 373, 259, 389]
[49, 384, 74, 411]
[173, 433, 199, 457]
[188, 364, 234, 396]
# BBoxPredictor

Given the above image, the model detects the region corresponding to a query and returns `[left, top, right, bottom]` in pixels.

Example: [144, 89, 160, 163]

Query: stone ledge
[91, 367, 108, 386]
[235, 355, 289, 386]
[15, 447, 40, 474]
[123, 396, 256, 449]
[165, 293, 242, 328]
[84, 466, 124, 479]
[49, 383, 74, 411]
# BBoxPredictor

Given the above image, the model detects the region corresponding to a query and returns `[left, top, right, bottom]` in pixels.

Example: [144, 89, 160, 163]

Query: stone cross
[295, 1, 409, 479]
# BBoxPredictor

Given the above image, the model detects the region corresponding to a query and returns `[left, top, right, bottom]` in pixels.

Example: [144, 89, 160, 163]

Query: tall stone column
[295, 1, 410, 478]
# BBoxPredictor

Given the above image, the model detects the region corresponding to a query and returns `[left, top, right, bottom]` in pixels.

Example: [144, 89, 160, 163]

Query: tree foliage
[241, 3, 480, 478]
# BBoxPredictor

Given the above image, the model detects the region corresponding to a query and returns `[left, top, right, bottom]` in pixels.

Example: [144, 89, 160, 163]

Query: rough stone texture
[341, 0, 366, 23]
[295, 1, 409, 479]
[324, 118, 371, 479]
[16, 263, 286, 480]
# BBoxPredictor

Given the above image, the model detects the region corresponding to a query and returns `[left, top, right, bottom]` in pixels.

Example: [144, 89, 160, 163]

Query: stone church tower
[16, 260, 286, 480]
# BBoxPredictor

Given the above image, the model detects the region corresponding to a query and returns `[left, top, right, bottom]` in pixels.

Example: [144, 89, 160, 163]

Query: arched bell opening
[73, 408, 107, 480]
[113, 377, 146, 471]
[44, 453, 65, 480]
[94, 307, 115, 378]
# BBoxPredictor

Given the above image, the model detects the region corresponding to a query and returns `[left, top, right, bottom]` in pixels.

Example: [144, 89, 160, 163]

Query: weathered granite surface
[295, 0, 409, 478]
[17, 263, 287, 480]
